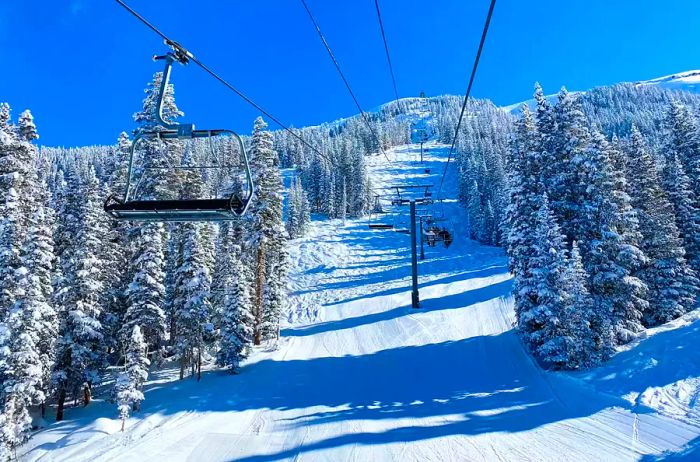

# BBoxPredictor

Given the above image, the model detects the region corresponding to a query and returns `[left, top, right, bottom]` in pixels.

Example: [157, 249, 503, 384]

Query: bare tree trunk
[170, 313, 177, 348]
[254, 244, 266, 346]
[56, 387, 66, 421]
[197, 347, 202, 382]
[121, 417, 126, 432]
[83, 383, 92, 406]
[179, 355, 186, 380]
[190, 350, 195, 378]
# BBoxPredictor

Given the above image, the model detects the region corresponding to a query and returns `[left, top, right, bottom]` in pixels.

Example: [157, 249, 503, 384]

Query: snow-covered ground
[22, 143, 700, 461]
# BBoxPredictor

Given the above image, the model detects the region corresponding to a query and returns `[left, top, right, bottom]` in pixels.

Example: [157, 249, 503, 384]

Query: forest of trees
[0, 71, 422, 457]
[3, 68, 700, 456]
[505, 86, 700, 369]
[0, 72, 290, 456]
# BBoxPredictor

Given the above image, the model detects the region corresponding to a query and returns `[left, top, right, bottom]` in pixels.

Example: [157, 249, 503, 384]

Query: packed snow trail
[24, 143, 700, 461]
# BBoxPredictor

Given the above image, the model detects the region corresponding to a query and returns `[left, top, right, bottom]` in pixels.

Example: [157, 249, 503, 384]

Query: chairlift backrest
[105, 53, 254, 222]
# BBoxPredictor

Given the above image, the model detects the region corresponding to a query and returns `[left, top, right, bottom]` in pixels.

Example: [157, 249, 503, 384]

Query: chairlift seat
[105, 194, 247, 222]
[105, 52, 254, 223]
[369, 223, 394, 230]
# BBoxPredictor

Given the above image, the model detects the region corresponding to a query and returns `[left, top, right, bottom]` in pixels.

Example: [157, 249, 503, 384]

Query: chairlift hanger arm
[114, 0, 333, 165]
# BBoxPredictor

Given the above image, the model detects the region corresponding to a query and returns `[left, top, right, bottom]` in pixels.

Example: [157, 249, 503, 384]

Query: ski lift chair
[424, 208, 454, 248]
[105, 52, 253, 222]
[368, 195, 394, 230]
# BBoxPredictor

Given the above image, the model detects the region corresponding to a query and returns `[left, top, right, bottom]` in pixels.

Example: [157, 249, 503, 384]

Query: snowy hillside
[636, 70, 700, 94]
[21, 142, 700, 461]
[502, 69, 700, 114]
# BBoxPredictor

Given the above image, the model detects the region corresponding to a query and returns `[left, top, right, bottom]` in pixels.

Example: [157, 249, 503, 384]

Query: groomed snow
[21, 143, 700, 461]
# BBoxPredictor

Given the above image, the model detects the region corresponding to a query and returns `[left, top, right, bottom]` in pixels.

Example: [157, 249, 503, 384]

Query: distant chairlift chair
[368, 195, 394, 230]
[105, 49, 254, 222]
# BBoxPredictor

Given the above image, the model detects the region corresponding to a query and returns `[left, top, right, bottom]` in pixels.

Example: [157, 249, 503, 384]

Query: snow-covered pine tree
[0, 106, 28, 323]
[533, 83, 557, 186]
[663, 101, 700, 197]
[2, 263, 46, 451]
[549, 87, 590, 241]
[17, 109, 38, 143]
[286, 178, 301, 239]
[248, 117, 287, 345]
[216, 243, 253, 373]
[327, 172, 336, 218]
[18, 204, 57, 416]
[115, 325, 149, 431]
[662, 154, 700, 272]
[505, 105, 543, 322]
[132, 72, 184, 200]
[163, 225, 181, 349]
[173, 222, 211, 381]
[538, 241, 598, 369]
[122, 223, 166, 356]
[0, 411, 8, 461]
[52, 167, 104, 421]
[101, 133, 133, 356]
[518, 195, 570, 359]
[0, 103, 10, 133]
[340, 179, 347, 224]
[580, 130, 648, 348]
[286, 177, 311, 239]
[0, 186, 24, 452]
[171, 148, 212, 379]
[121, 72, 183, 356]
[0, 187, 22, 324]
[626, 127, 698, 326]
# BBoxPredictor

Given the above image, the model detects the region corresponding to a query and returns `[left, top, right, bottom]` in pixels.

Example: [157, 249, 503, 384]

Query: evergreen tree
[286, 178, 301, 239]
[101, 134, 133, 357]
[17, 204, 57, 415]
[216, 244, 253, 372]
[505, 105, 542, 322]
[0, 411, 8, 461]
[286, 177, 311, 239]
[115, 325, 149, 431]
[173, 223, 211, 381]
[518, 195, 568, 357]
[52, 168, 104, 421]
[663, 101, 700, 197]
[0, 103, 10, 133]
[248, 117, 287, 345]
[539, 242, 598, 369]
[3, 265, 46, 451]
[122, 224, 166, 355]
[121, 72, 183, 357]
[662, 154, 700, 272]
[549, 87, 590, 241]
[0, 187, 22, 323]
[581, 131, 648, 348]
[17, 109, 38, 143]
[627, 127, 698, 326]
[340, 179, 347, 224]
[132, 72, 184, 200]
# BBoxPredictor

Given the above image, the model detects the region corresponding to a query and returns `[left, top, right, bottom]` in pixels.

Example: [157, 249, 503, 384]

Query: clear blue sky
[1, 0, 700, 147]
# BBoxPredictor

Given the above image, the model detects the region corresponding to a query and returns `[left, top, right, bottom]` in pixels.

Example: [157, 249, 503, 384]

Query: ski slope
[23, 143, 700, 461]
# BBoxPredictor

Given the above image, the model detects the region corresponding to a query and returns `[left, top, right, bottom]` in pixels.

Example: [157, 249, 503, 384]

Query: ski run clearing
[22, 143, 700, 461]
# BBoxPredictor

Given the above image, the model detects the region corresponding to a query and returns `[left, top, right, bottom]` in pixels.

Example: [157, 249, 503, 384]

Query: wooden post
[410, 200, 420, 308]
